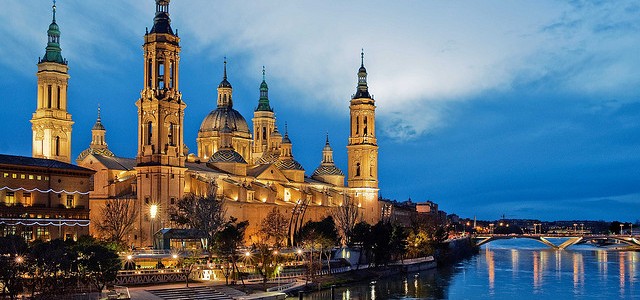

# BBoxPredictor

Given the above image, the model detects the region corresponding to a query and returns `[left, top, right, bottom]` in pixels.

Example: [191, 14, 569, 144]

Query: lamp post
[573, 223, 577, 234]
[150, 204, 158, 249]
[620, 223, 624, 235]
[489, 223, 494, 234]
[630, 224, 633, 237]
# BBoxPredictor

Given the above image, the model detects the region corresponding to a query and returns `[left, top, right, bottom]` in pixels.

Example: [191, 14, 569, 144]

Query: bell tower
[252, 67, 276, 163]
[347, 51, 380, 224]
[31, 1, 73, 163]
[135, 0, 186, 245]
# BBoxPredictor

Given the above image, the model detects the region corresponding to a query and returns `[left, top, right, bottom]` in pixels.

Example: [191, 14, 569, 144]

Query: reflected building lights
[404, 278, 408, 295]
[486, 249, 495, 293]
[511, 249, 519, 277]
[620, 251, 626, 294]
[533, 251, 541, 290]
[555, 250, 562, 279]
[572, 252, 584, 290]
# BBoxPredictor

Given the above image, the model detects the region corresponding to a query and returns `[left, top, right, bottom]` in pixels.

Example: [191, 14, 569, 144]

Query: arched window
[54, 136, 60, 156]
[262, 127, 267, 140]
[158, 61, 165, 89]
[168, 123, 175, 146]
[169, 61, 174, 88]
[355, 116, 359, 135]
[355, 162, 361, 177]
[47, 85, 52, 108]
[147, 121, 153, 145]
[147, 59, 153, 88]
[363, 117, 368, 135]
[56, 86, 61, 109]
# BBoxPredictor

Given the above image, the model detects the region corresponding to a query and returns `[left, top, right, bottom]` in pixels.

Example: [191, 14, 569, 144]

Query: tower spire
[223, 57, 228, 81]
[353, 50, 371, 99]
[256, 66, 272, 112]
[40, 0, 65, 64]
[218, 57, 232, 89]
[150, 0, 173, 35]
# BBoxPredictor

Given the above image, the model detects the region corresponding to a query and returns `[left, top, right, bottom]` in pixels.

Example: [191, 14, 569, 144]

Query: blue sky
[1, 1, 639, 222]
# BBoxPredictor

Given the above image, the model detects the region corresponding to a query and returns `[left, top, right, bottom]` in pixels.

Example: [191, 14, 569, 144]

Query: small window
[37, 175, 42, 180]
[23, 193, 32, 206]
[20, 174, 25, 179]
[170, 198, 175, 205]
[66, 195, 74, 208]
[36, 227, 50, 241]
[3, 173, 8, 178]
[22, 227, 33, 241]
[29, 175, 34, 180]
[145, 197, 150, 204]
[12, 174, 17, 179]
[5, 192, 15, 205]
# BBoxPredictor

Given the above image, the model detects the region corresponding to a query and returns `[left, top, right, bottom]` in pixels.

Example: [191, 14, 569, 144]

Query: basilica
[32, 0, 381, 247]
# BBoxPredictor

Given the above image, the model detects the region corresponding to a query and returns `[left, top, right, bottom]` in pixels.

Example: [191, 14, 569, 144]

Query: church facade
[49, 0, 381, 248]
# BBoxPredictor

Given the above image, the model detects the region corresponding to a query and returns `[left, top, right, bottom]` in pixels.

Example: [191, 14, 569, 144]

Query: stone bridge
[473, 234, 640, 250]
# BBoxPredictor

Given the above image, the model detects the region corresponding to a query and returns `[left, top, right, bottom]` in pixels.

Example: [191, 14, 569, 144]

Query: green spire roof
[256, 66, 273, 112]
[40, 1, 66, 65]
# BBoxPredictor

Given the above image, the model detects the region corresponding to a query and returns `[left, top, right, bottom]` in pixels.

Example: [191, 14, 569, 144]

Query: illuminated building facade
[67, 0, 382, 247]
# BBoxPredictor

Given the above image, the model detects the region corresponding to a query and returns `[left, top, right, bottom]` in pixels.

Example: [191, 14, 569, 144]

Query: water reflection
[298, 241, 640, 299]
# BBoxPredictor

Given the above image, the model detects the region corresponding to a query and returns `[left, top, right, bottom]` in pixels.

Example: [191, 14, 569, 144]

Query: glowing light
[297, 249, 303, 255]
[126, 255, 133, 260]
[15, 256, 24, 264]
[149, 204, 158, 219]
[172, 254, 178, 259]
[245, 251, 251, 257]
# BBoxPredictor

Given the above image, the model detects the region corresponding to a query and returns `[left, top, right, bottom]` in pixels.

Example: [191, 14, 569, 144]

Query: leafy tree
[333, 197, 361, 246]
[95, 197, 138, 247]
[298, 217, 338, 276]
[215, 218, 249, 286]
[171, 190, 226, 257]
[0, 235, 28, 300]
[75, 241, 122, 292]
[259, 208, 288, 248]
[251, 242, 278, 289]
[350, 221, 372, 269]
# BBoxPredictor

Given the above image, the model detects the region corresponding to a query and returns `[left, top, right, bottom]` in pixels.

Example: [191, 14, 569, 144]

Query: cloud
[2, 1, 638, 141]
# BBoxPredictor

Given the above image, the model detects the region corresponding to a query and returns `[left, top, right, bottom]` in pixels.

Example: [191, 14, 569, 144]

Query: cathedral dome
[207, 149, 247, 164]
[312, 164, 344, 177]
[275, 158, 304, 171]
[199, 107, 250, 134]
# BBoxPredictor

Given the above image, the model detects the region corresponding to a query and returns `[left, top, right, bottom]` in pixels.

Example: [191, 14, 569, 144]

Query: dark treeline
[0, 235, 121, 300]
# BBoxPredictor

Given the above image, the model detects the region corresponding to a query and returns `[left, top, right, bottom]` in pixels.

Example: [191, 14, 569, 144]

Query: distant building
[416, 200, 438, 214]
[0, 154, 94, 241]
[380, 198, 416, 227]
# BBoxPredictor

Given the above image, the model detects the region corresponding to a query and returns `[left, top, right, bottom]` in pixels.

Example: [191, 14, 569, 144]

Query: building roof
[92, 155, 137, 171]
[199, 107, 250, 134]
[0, 154, 93, 173]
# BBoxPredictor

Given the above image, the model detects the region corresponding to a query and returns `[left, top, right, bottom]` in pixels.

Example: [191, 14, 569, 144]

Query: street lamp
[620, 224, 624, 235]
[573, 223, 577, 234]
[580, 223, 584, 234]
[15, 255, 23, 264]
[150, 204, 158, 248]
[489, 223, 495, 234]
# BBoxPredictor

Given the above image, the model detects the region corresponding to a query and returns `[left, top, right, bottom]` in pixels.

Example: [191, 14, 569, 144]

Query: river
[295, 239, 640, 299]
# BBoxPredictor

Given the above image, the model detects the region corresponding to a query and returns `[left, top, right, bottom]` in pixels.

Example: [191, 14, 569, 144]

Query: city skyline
[0, 1, 639, 221]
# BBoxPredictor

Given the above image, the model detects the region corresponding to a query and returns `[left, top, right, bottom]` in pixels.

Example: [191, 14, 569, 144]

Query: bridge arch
[474, 236, 560, 249]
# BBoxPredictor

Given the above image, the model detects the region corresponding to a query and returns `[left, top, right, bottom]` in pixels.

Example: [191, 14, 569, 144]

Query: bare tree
[259, 207, 289, 248]
[171, 185, 226, 256]
[95, 197, 138, 246]
[333, 196, 361, 246]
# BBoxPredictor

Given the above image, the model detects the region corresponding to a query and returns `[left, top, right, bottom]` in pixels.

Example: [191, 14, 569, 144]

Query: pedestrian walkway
[147, 286, 233, 300]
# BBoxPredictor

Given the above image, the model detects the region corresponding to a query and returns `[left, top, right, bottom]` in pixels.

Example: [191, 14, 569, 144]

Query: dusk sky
[1, 1, 639, 222]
